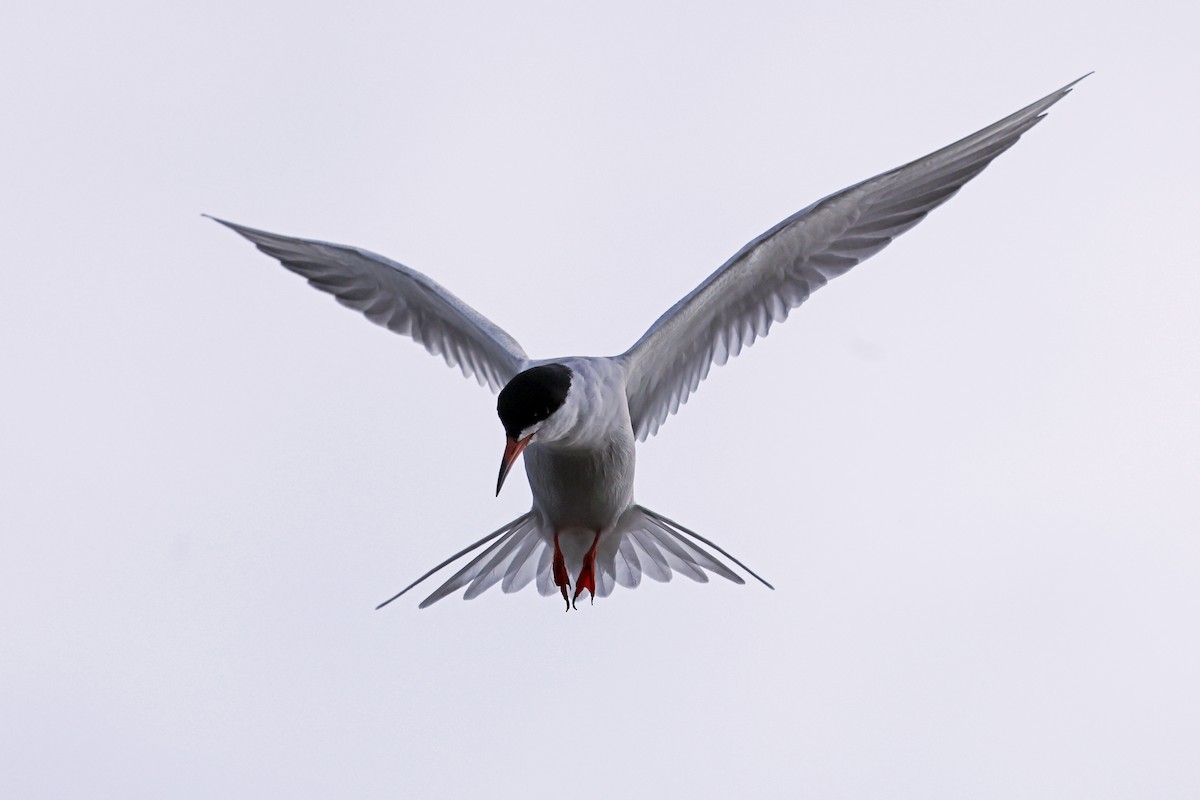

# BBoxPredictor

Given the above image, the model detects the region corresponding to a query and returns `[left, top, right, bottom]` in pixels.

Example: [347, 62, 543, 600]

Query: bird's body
[211, 76, 1085, 610]
[522, 358, 636, 533]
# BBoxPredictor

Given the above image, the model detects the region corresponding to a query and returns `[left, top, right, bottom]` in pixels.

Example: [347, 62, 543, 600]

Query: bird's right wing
[620, 76, 1085, 440]
[208, 217, 528, 392]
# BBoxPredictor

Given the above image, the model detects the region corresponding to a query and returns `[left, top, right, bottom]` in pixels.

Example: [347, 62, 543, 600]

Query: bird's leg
[552, 531, 571, 612]
[572, 531, 601, 609]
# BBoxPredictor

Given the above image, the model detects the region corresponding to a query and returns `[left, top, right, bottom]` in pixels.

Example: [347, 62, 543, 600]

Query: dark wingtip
[1065, 72, 1093, 90]
[203, 214, 245, 234]
[203, 215, 264, 240]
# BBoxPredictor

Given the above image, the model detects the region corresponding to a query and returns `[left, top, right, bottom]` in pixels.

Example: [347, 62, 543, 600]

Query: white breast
[520, 357, 637, 532]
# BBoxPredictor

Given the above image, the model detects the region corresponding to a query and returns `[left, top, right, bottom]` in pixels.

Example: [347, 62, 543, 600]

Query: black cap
[497, 364, 573, 439]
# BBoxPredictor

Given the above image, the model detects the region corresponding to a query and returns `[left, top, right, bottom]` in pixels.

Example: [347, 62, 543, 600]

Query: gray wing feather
[622, 76, 1086, 440]
[208, 217, 528, 392]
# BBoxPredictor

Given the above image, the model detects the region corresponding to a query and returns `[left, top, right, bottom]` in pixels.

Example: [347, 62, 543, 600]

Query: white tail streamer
[378, 506, 772, 609]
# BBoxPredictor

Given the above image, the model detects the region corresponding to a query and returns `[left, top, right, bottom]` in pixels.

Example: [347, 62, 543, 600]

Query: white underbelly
[523, 437, 635, 532]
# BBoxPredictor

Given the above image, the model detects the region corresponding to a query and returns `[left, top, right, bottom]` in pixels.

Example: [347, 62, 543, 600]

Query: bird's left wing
[208, 217, 528, 392]
[621, 76, 1085, 440]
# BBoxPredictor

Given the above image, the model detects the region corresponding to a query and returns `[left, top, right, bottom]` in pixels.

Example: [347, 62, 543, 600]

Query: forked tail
[376, 505, 772, 609]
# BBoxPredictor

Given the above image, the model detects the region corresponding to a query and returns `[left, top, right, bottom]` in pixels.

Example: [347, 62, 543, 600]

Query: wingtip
[1062, 72, 1094, 93]
[203, 213, 237, 230]
[204, 215, 275, 244]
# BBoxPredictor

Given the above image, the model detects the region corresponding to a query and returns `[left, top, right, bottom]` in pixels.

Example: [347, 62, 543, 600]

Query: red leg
[552, 531, 570, 612]
[572, 531, 601, 609]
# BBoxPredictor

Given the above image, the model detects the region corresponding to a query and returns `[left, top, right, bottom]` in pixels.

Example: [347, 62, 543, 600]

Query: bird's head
[494, 363, 574, 495]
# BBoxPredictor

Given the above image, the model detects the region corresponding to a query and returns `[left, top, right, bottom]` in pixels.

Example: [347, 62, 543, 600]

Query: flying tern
[210, 76, 1084, 610]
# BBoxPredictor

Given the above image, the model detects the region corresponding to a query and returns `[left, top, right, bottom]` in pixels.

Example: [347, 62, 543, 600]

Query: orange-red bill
[496, 434, 533, 496]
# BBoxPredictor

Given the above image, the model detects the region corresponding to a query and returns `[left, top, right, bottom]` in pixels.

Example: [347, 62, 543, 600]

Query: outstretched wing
[622, 76, 1086, 440]
[208, 217, 528, 392]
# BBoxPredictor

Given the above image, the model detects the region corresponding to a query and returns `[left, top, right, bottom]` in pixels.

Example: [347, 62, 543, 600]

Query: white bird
[210, 76, 1084, 611]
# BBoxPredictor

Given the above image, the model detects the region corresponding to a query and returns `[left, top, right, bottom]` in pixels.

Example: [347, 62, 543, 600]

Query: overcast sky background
[3, 2, 1197, 797]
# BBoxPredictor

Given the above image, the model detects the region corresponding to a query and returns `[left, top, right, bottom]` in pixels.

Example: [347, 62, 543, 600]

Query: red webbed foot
[552, 531, 571, 611]
[571, 531, 601, 609]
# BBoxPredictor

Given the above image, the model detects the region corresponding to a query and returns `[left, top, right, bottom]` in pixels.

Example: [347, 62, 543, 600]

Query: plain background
[2, 2, 1197, 797]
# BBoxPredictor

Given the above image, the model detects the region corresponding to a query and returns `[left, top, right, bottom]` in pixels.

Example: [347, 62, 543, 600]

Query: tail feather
[461, 528, 526, 600]
[627, 532, 672, 583]
[374, 514, 527, 610]
[596, 560, 616, 598]
[463, 516, 541, 600]
[500, 529, 544, 594]
[418, 514, 536, 608]
[377, 506, 772, 609]
[638, 506, 774, 590]
[639, 523, 710, 583]
[535, 544, 556, 597]
[614, 536, 643, 589]
[653, 523, 743, 585]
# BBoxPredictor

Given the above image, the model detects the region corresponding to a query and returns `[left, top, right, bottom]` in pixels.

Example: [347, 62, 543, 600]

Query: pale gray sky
[2, 1, 1198, 797]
